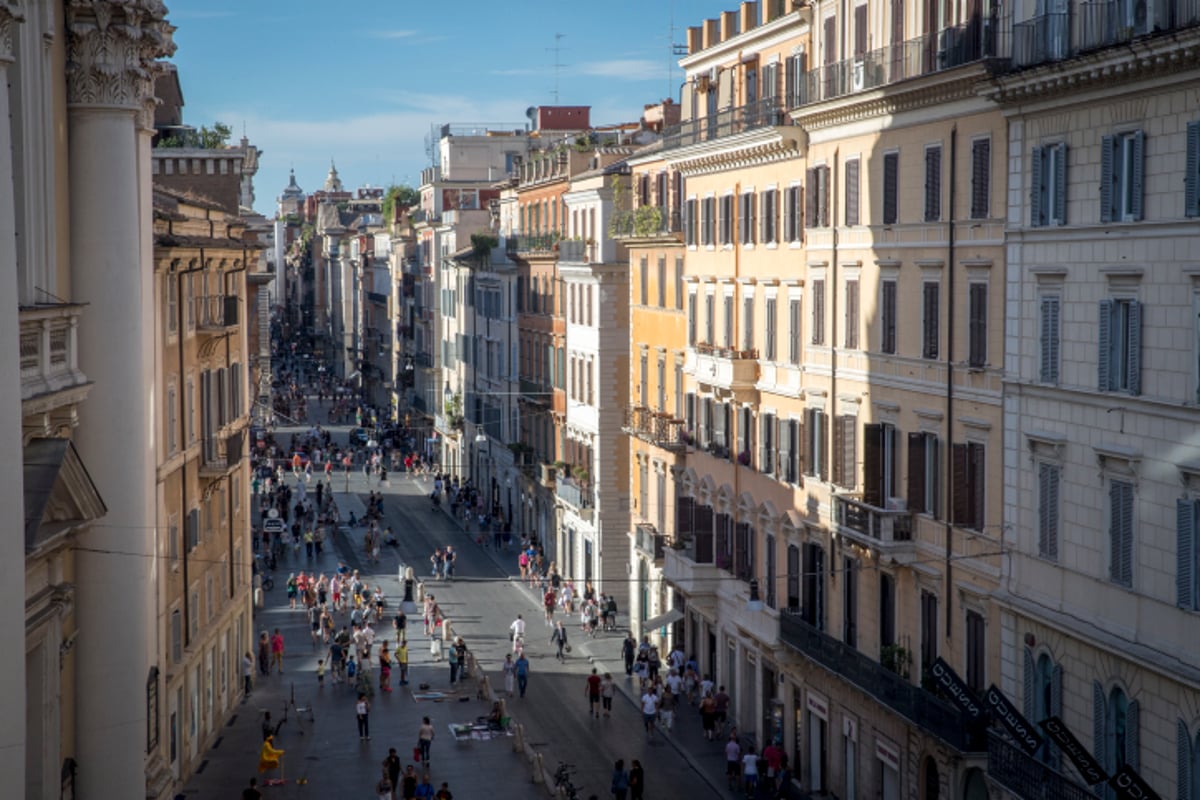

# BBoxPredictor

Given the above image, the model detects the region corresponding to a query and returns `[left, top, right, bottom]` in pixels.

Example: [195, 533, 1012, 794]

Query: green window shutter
[1040, 295, 1060, 384]
[1178, 499, 1196, 609]
[1187, 121, 1200, 218]
[1178, 719, 1193, 800]
[1022, 647, 1036, 720]
[1126, 299, 1142, 396]
[1053, 142, 1068, 225]
[1126, 699, 1139, 772]
[1100, 135, 1115, 223]
[1030, 145, 1045, 226]
[1050, 664, 1063, 768]
[1130, 130, 1145, 221]
[1093, 681, 1107, 785]
[1098, 299, 1113, 390]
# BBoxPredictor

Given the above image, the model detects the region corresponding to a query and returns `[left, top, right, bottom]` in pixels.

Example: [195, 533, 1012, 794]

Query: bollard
[512, 721, 525, 753]
[416, 581, 425, 603]
[442, 619, 453, 644]
[253, 587, 264, 609]
[531, 750, 544, 785]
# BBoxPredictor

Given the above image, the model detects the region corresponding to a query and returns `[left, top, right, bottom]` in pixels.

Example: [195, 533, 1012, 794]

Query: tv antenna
[547, 33, 567, 103]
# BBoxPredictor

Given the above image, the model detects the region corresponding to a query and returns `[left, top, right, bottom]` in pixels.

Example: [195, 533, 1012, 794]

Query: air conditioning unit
[885, 497, 907, 511]
[851, 61, 865, 92]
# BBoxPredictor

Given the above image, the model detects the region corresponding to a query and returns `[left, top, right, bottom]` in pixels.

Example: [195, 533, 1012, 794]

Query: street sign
[262, 518, 285, 534]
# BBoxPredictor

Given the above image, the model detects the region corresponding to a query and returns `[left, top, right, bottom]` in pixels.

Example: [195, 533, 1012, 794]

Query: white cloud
[577, 59, 662, 80]
[369, 29, 418, 39]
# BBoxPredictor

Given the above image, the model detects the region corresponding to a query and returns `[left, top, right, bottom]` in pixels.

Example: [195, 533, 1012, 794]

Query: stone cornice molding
[65, 0, 175, 111]
[0, 2, 25, 65]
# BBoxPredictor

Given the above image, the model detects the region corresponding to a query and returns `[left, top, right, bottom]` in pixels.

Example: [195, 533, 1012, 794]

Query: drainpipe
[227, 246, 249, 599]
[944, 127, 957, 639]
[178, 247, 206, 649]
[829, 149, 839, 540]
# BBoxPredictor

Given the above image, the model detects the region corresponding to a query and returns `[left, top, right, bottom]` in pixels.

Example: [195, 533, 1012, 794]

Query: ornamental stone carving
[0, 2, 23, 65]
[65, 0, 175, 109]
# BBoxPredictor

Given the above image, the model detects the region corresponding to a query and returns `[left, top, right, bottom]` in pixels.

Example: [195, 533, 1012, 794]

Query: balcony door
[802, 542, 825, 630]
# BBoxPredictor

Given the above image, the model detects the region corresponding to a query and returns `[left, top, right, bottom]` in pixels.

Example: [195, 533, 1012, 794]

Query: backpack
[347, 660, 357, 678]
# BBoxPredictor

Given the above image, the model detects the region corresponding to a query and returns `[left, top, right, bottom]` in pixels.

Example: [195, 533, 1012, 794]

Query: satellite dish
[525, 106, 537, 120]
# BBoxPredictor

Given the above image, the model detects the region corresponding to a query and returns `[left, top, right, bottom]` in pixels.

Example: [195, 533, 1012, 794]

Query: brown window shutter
[805, 169, 818, 228]
[951, 443, 969, 525]
[970, 442, 985, 531]
[863, 423, 883, 506]
[907, 432, 927, 512]
[854, 3, 868, 56]
[845, 159, 860, 226]
[798, 415, 808, 475]
[819, 166, 831, 227]
[882, 152, 899, 225]
[819, 413, 830, 483]
[971, 139, 990, 219]
[832, 416, 846, 486]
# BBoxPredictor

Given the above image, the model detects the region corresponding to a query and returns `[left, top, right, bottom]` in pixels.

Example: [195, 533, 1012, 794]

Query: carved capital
[0, 2, 25, 65]
[65, 0, 175, 110]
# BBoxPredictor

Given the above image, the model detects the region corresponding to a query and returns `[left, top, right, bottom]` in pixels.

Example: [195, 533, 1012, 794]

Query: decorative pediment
[24, 438, 106, 554]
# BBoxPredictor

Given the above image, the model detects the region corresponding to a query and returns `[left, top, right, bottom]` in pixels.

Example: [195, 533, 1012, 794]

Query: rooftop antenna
[546, 32, 567, 104]
[670, 1, 688, 99]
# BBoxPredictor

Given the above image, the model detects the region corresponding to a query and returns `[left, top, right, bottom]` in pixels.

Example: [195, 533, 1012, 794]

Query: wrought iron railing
[557, 239, 588, 263]
[834, 495, 914, 542]
[662, 97, 790, 152]
[505, 234, 559, 256]
[1012, 12, 1071, 67]
[556, 478, 593, 510]
[987, 731, 1093, 800]
[624, 406, 687, 451]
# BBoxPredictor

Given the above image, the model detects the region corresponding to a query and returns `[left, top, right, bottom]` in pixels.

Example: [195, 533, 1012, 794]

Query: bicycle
[553, 762, 581, 800]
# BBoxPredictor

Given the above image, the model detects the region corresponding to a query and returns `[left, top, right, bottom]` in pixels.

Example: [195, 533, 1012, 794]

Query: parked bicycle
[553, 762, 581, 800]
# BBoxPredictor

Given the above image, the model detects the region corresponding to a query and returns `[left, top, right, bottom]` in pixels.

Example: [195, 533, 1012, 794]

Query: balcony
[662, 536, 721, 597]
[633, 523, 665, 562]
[413, 351, 433, 368]
[780, 611, 984, 753]
[519, 378, 552, 401]
[623, 406, 687, 453]
[557, 239, 591, 264]
[505, 234, 558, 257]
[987, 731, 1093, 800]
[610, 206, 684, 240]
[1012, 12, 1071, 67]
[556, 478, 593, 518]
[662, 97, 790, 152]
[196, 295, 239, 332]
[834, 495, 915, 558]
[686, 344, 758, 396]
[411, 209, 441, 225]
[419, 166, 440, 186]
[200, 429, 244, 477]
[19, 304, 90, 412]
[1076, 0, 1200, 51]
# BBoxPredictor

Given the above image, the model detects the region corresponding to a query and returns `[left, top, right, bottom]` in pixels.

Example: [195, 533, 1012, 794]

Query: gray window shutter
[1040, 295, 1060, 383]
[843, 418, 857, 491]
[1179, 719, 1193, 800]
[1187, 121, 1200, 218]
[971, 139, 990, 219]
[1023, 647, 1036, 720]
[1126, 699, 1139, 772]
[1050, 663, 1063, 767]
[924, 146, 942, 222]
[883, 152, 899, 225]
[1130, 130, 1145, 221]
[1100, 135, 1115, 223]
[1098, 299, 1113, 390]
[1111, 482, 1134, 586]
[820, 413, 830, 482]
[805, 169, 818, 229]
[1093, 681, 1107, 787]
[1054, 142, 1068, 225]
[1030, 146, 1044, 226]
[1179, 499, 1196, 608]
[1127, 299, 1142, 396]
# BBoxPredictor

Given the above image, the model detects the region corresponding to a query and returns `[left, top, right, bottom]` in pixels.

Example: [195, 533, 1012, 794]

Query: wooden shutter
[1178, 499, 1195, 608]
[971, 443, 985, 531]
[748, 192, 757, 243]
[854, 3, 868, 55]
[845, 280, 859, 349]
[1022, 647, 1036, 721]
[798, 414, 808, 476]
[819, 166, 830, 227]
[1092, 681, 1107, 775]
[820, 412, 830, 482]
[969, 283, 987, 367]
[1187, 121, 1200, 218]
[1126, 299, 1142, 395]
[1127, 700, 1140, 772]
[951, 443, 969, 525]
[736, 407, 748, 460]
[1040, 295, 1060, 383]
[832, 416, 846, 486]
[924, 146, 942, 222]
[1100, 134, 1115, 223]
[971, 138, 990, 219]
[845, 159, 860, 226]
[923, 282, 939, 359]
[907, 432, 926, 512]
[805, 169, 818, 228]
[1030, 145, 1044, 226]
[883, 152, 899, 224]
[882, 281, 897, 353]
[784, 55, 796, 106]
[1053, 143, 1068, 225]
[844, 418, 857, 490]
[780, 419, 793, 483]
[1098, 299, 1113, 390]
[863, 423, 883, 506]
[1039, 462, 1060, 559]
[1179, 720, 1194, 800]
[1130, 130, 1145, 221]
[1110, 481, 1133, 586]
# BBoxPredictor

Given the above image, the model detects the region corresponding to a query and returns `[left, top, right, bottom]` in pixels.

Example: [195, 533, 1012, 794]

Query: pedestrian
[257, 631, 270, 676]
[741, 746, 759, 796]
[585, 668, 602, 718]
[376, 769, 394, 800]
[610, 759, 629, 800]
[242, 652, 254, 698]
[394, 607, 407, 644]
[515, 651, 530, 698]
[600, 672, 615, 717]
[242, 776, 263, 800]
[271, 628, 285, 674]
[509, 614, 526, 652]
[724, 733, 742, 790]
[316, 658, 326, 688]
[659, 686, 677, 732]
[629, 759, 645, 800]
[621, 634, 636, 675]
[550, 620, 569, 662]
[502, 654, 516, 697]
[383, 748, 402, 796]
[640, 686, 660, 738]
[434, 782, 453, 800]
[713, 685, 730, 735]
[417, 716, 435, 765]
[700, 693, 717, 740]
[415, 773, 434, 799]
[356, 693, 371, 741]
[447, 643, 459, 685]
[400, 765, 418, 800]
[398, 638, 409, 685]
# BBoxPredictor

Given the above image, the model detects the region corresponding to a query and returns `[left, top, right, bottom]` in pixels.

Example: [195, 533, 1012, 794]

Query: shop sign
[1039, 716, 1107, 786]
[930, 657, 983, 721]
[983, 684, 1043, 755]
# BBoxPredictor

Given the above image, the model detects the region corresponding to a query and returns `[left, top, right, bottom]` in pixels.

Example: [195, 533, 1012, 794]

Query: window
[882, 152, 899, 225]
[843, 558, 858, 648]
[920, 590, 938, 677]
[1178, 499, 1200, 610]
[743, 295, 754, 352]
[1038, 462, 1061, 560]
[924, 145, 942, 222]
[186, 379, 195, 443]
[186, 508, 199, 551]
[881, 280, 897, 354]
[166, 272, 178, 334]
[675, 363, 684, 419]
[844, 159, 860, 226]
[863, 422, 899, 505]
[907, 432, 940, 517]
[761, 188, 778, 244]
[167, 385, 178, 454]
[171, 608, 182, 663]
[705, 293, 715, 344]
[189, 588, 199, 639]
[951, 442, 985, 531]
[811, 279, 826, 344]
[657, 358, 666, 412]
[1109, 480, 1134, 587]
[923, 282, 940, 359]
[765, 298, 777, 361]
[833, 415, 858, 490]
[739, 191, 757, 245]
[788, 298, 802, 364]
[657, 257, 666, 307]
[1094, 684, 1139, 790]
[765, 534, 777, 609]
[1026, 651, 1062, 767]
[688, 293, 697, 345]
[1101, 131, 1145, 223]
[759, 412, 776, 475]
[723, 294, 734, 347]
[720, 195, 734, 246]
[844, 279, 859, 349]
[1099, 298, 1141, 394]
[639, 353, 648, 407]
[674, 257, 684, 310]
[879, 573, 896, 649]
[965, 610, 985, 693]
[1187, 121, 1200, 218]
[782, 418, 800, 484]
[702, 196, 717, 246]
[1040, 294, 1061, 384]
[734, 522, 754, 582]
[970, 138, 991, 219]
[685, 198, 698, 246]
[168, 514, 180, 571]
[786, 544, 801, 611]
[805, 408, 828, 480]
[639, 257, 648, 305]
[806, 165, 830, 228]
[801, 542, 825, 630]
[785, 184, 803, 243]
[968, 283, 988, 367]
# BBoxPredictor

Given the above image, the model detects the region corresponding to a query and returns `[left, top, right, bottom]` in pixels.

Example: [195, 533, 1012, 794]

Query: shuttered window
[970, 138, 990, 219]
[922, 282, 940, 359]
[924, 145, 942, 222]
[639, 257, 649, 305]
[833, 415, 857, 490]
[965, 610, 985, 693]
[805, 408, 828, 480]
[1039, 295, 1061, 384]
[881, 280, 897, 354]
[1038, 462, 1060, 560]
[761, 189, 778, 244]
[845, 158, 860, 226]
[1176, 720, 1197, 800]
[171, 609, 182, 664]
[781, 418, 798, 484]
[907, 432, 939, 517]
[1187, 121, 1200, 218]
[684, 198, 697, 245]
[1024, 650, 1063, 768]
[785, 184, 803, 243]
[1101, 131, 1145, 223]
[951, 442, 985, 531]
[1176, 499, 1199, 610]
[811, 280, 825, 345]
[1098, 298, 1142, 394]
[702, 197, 716, 246]
[720, 195, 734, 245]
[968, 283, 988, 368]
[760, 413, 776, 476]
[788, 298, 802, 363]
[1109, 480, 1135, 587]
[687, 293, 697, 345]
[806, 166, 830, 228]
[844, 279, 859, 349]
[765, 298, 778, 361]
[882, 152, 899, 225]
[1095, 684, 1139, 781]
[743, 295, 755, 352]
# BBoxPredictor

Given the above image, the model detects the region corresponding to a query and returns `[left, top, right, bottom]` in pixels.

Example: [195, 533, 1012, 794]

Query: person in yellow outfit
[258, 735, 285, 780]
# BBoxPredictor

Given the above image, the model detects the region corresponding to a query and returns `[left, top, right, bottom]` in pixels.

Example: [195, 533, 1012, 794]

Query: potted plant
[880, 644, 911, 679]
[573, 468, 590, 484]
[553, 460, 570, 477]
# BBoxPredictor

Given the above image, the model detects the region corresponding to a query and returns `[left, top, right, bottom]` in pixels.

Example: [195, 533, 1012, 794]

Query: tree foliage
[382, 184, 420, 222]
[157, 121, 233, 150]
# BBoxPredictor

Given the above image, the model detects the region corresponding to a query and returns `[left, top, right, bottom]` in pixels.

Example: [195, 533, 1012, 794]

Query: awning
[643, 607, 684, 631]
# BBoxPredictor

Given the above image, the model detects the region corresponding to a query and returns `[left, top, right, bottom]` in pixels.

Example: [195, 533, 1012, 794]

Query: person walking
[640, 687, 660, 738]
[397, 638, 409, 686]
[600, 672, 615, 717]
[502, 654, 516, 697]
[417, 716, 435, 765]
[585, 668, 602, 718]
[724, 733, 742, 790]
[257, 631, 270, 676]
[383, 748, 402, 797]
[515, 652, 530, 698]
[356, 693, 371, 741]
[271, 628, 285, 674]
[629, 759, 645, 800]
[659, 686, 677, 732]
[621, 634, 636, 676]
[610, 759, 630, 800]
[447, 644, 459, 685]
[242, 652, 254, 698]
[550, 620, 569, 662]
[509, 614, 526, 652]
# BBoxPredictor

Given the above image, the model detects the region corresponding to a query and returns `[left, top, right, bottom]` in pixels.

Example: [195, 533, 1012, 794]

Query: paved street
[184, 416, 758, 799]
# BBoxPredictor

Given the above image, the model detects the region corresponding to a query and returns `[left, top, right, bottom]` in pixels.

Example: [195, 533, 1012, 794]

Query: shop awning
[643, 607, 684, 631]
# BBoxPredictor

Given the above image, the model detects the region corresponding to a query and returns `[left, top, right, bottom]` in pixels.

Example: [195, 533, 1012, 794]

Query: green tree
[382, 184, 420, 222]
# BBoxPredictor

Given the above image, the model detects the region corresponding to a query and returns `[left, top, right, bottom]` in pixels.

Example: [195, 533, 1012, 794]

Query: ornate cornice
[65, 0, 175, 110]
[0, 2, 24, 65]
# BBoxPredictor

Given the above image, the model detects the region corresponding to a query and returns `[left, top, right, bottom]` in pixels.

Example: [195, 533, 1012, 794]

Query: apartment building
[151, 189, 256, 796]
[991, 4, 1200, 799]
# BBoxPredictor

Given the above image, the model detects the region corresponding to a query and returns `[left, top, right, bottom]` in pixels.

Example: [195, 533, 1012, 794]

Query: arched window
[1108, 686, 1129, 774]
[923, 756, 939, 800]
[962, 767, 989, 800]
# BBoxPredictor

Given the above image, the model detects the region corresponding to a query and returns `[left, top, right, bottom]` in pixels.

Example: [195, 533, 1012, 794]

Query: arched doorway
[922, 755, 940, 800]
[963, 767, 989, 800]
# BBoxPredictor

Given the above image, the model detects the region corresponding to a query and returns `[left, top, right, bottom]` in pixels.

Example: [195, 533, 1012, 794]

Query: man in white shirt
[509, 614, 526, 652]
[741, 747, 759, 794]
[665, 669, 683, 697]
[640, 688, 660, 737]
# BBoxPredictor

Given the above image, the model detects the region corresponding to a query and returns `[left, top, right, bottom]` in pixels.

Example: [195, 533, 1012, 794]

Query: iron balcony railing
[557, 239, 589, 263]
[634, 524, 666, 561]
[987, 731, 1093, 800]
[556, 478, 593, 510]
[1012, 12, 1071, 67]
[834, 495, 914, 543]
[662, 97, 790, 152]
[505, 234, 559, 257]
[201, 429, 244, 476]
[780, 611, 984, 752]
[196, 295, 239, 331]
[623, 406, 688, 452]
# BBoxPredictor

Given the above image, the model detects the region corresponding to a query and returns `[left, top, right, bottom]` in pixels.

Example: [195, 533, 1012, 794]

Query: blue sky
[167, 0, 732, 214]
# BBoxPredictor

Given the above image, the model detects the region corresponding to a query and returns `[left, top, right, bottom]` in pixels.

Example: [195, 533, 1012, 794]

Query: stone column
[65, 3, 173, 798]
[0, 4, 27, 792]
